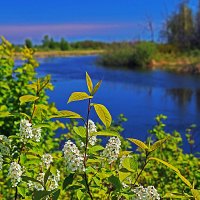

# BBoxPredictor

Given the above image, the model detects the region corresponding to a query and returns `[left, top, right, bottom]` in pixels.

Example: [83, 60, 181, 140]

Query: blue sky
[0, 0, 198, 43]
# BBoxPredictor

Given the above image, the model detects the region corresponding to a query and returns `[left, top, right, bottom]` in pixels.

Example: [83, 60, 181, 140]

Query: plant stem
[14, 187, 18, 200]
[83, 98, 93, 200]
[133, 152, 149, 186]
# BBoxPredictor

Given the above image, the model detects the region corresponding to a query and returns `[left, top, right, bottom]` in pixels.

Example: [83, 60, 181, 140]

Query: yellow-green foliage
[0, 39, 199, 200]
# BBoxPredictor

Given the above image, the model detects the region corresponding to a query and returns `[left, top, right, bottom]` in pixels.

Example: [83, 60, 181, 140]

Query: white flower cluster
[0, 154, 3, 170]
[133, 186, 160, 200]
[102, 137, 121, 164]
[19, 119, 41, 142]
[62, 140, 84, 172]
[85, 119, 97, 146]
[28, 170, 60, 191]
[8, 162, 23, 187]
[41, 154, 53, 168]
[48, 170, 60, 190]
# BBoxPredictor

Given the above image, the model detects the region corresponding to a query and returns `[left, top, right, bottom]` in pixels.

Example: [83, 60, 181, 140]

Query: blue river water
[35, 55, 200, 153]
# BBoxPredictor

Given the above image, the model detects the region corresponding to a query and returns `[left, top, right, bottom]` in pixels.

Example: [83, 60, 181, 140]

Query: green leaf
[191, 189, 200, 200]
[164, 193, 192, 199]
[44, 167, 51, 185]
[19, 95, 39, 105]
[108, 175, 122, 190]
[0, 111, 13, 118]
[149, 157, 192, 188]
[52, 189, 60, 200]
[67, 92, 93, 103]
[150, 136, 170, 152]
[73, 126, 86, 138]
[93, 104, 112, 128]
[77, 189, 84, 200]
[121, 157, 135, 172]
[119, 171, 131, 182]
[33, 190, 55, 200]
[92, 80, 102, 95]
[86, 72, 93, 94]
[63, 173, 74, 190]
[92, 130, 119, 137]
[49, 110, 82, 119]
[22, 176, 42, 185]
[128, 138, 149, 151]
[17, 186, 26, 197]
[88, 145, 104, 154]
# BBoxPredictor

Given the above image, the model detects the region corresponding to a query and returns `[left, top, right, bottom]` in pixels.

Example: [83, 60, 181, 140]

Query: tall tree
[164, 0, 194, 49]
[25, 38, 33, 48]
[194, 0, 200, 47]
[60, 38, 70, 51]
[42, 35, 50, 49]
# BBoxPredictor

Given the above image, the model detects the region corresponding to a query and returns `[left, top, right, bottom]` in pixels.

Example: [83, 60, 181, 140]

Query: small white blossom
[48, 170, 60, 190]
[41, 154, 53, 168]
[133, 186, 160, 200]
[32, 127, 42, 142]
[8, 162, 23, 187]
[0, 154, 3, 170]
[88, 119, 97, 133]
[88, 120, 97, 146]
[20, 119, 33, 141]
[19, 119, 41, 142]
[28, 170, 60, 192]
[102, 137, 121, 164]
[35, 172, 45, 191]
[88, 136, 97, 146]
[62, 140, 84, 172]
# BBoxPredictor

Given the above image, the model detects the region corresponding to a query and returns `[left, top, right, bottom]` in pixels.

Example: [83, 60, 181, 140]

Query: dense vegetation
[20, 35, 110, 52]
[0, 38, 200, 199]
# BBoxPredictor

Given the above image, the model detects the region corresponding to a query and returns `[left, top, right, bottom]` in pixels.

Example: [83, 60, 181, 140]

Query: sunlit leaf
[73, 126, 86, 138]
[164, 193, 192, 199]
[67, 92, 92, 103]
[150, 136, 170, 152]
[93, 104, 112, 128]
[191, 189, 200, 200]
[92, 130, 119, 137]
[149, 157, 192, 188]
[92, 80, 102, 95]
[19, 95, 39, 105]
[0, 111, 13, 118]
[86, 72, 93, 94]
[49, 110, 82, 119]
[88, 145, 104, 154]
[119, 171, 131, 182]
[128, 138, 149, 150]
[17, 187, 26, 197]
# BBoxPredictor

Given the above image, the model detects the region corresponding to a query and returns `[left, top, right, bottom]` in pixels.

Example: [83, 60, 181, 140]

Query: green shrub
[100, 42, 157, 68]
[0, 39, 199, 200]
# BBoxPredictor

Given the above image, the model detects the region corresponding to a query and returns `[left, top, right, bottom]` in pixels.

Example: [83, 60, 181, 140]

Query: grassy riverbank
[99, 42, 200, 75]
[15, 49, 104, 58]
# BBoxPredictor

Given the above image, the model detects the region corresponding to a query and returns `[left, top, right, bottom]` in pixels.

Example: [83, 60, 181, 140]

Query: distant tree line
[24, 35, 110, 51]
[163, 0, 200, 50]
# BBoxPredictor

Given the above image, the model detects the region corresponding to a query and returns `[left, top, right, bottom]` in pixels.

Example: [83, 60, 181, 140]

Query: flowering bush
[0, 38, 199, 199]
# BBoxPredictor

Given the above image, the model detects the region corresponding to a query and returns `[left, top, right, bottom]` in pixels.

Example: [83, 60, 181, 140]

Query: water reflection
[196, 89, 200, 112]
[166, 88, 193, 107]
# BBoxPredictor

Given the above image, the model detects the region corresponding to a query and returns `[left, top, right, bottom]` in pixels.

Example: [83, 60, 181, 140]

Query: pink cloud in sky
[0, 23, 136, 43]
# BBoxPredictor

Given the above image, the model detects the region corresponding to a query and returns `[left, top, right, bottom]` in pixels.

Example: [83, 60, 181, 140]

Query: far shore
[15, 49, 104, 58]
